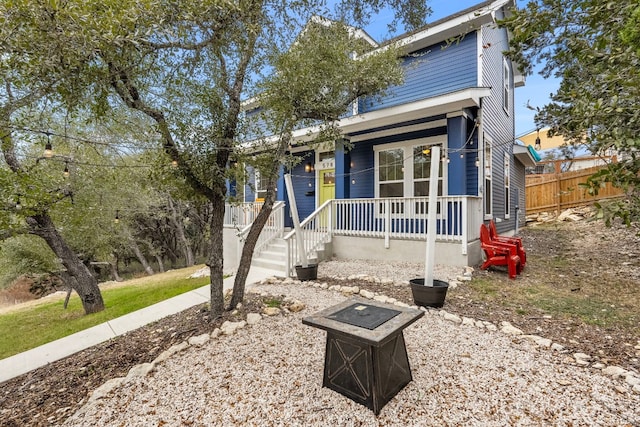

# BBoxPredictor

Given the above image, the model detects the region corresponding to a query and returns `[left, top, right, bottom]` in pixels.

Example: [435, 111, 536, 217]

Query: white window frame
[504, 153, 511, 219]
[374, 137, 447, 197]
[484, 134, 493, 220]
[254, 169, 267, 201]
[503, 57, 511, 114]
[373, 138, 447, 217]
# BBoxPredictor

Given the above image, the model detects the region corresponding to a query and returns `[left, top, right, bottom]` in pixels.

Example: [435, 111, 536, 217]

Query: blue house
[224, 0, 537, 275]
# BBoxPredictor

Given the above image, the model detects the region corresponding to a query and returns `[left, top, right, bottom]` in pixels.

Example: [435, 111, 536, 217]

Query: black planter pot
[410, 279, 449, 308]
[295, 264, 318, 281]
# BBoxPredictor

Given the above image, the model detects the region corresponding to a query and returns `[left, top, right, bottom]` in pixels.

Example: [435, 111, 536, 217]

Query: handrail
[284, 199, 333, 276]
[236, 201, 285, 261]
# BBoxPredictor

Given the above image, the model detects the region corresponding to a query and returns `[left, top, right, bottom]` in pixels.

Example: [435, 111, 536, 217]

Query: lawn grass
[467, 276, 638, 329]
[0, 266, 210, 360]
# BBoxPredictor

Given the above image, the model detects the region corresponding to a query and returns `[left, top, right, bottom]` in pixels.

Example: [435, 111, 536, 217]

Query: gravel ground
[62, 263, 640, 427]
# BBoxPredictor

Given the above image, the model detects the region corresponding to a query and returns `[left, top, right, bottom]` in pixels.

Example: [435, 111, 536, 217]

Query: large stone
[551, 343, 565, 352]
[573, 352, 591, 361]
[126, 363, 154, 379]
[246, 313, 262, 325]
[602, 366, 628, 378]
[500, 322, 523, 336]
[153, 341, 190, 365]
[373, 295, 389, 304]
[625, 375, 640, 387]
[522, 335, 552, 348]
[188, 333, 210, 347]
[443, 313, 462, 324]
[88, 377, 125, 402]
[633, 384, 640, 395]
[359, 290, 375, 299]
[220, 320, 246, 335]
[340, 286, 360, 295]
[287, 301, 306, 313]
[263, 307, 281, 316]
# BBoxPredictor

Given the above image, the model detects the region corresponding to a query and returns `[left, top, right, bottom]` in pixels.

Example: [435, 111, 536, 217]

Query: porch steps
[250, 237, 325, 274]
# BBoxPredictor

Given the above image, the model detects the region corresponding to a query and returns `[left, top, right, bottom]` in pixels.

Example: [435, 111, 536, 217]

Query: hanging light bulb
[15, 198, 22, 211]
[445, 155, 450, 164]
[475, 157, 480, 168]
[534, 129, 541, 151]
[460, 153, 464, 159]
[171, 159, 178, 168]
[114, 210, 120, 224]
[63, 163, 70, 178]
[44, 133, 53, 158]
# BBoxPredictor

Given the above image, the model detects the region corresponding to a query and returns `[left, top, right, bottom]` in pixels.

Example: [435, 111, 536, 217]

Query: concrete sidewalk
[0, 266, 284, 384]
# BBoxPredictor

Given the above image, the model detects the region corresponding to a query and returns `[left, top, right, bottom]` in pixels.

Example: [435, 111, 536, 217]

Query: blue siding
[348, 140, 376, 198]
[360, 33, 478, 113]
[284, 151, 316, 226]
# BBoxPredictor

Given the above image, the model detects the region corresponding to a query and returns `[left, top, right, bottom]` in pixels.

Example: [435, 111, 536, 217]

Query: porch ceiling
[291, 87, 491, 144]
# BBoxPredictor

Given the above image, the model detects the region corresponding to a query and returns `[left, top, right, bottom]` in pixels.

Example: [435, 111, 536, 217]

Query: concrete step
[251, 257, 287, 271]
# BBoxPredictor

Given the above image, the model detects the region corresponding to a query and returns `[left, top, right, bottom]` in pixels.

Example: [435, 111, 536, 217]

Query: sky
[362, 0, 558, 139]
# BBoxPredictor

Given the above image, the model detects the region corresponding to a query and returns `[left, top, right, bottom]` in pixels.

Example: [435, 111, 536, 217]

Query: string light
[114, 210, 120, 224]
[63, 162, 70, 178]
[15, 198, 22, 211]
[475, 157, 480, 168]
[171, 159, 178, 168]
[534, 129, 542, 150]
[44, 133, 53, 158]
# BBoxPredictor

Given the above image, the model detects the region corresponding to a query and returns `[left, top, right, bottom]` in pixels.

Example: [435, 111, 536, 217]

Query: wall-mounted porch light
[305, 162, 313, 173]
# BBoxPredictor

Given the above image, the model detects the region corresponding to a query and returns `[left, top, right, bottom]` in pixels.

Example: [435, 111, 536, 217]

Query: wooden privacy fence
[526, 157, 624, 214]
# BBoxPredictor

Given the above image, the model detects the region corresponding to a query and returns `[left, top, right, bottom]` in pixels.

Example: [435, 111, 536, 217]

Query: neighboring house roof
[513, 144, 538, 167]
[518, 128, 572, 151]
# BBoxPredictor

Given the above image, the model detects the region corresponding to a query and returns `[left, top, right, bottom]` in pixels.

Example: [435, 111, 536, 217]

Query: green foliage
[502, 0, 640, 224]
[0, 236, 61, 289]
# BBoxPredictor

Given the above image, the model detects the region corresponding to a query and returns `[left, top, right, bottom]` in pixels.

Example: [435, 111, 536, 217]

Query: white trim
[290, 87, 491, 143]
[483, 133, 493, 220]
[392, 0, 512, 54]
[477, 27, 484, 87]
[349, 119, 446, 143]
[504, 152, 511, 219]
[502, 56, 511, 115]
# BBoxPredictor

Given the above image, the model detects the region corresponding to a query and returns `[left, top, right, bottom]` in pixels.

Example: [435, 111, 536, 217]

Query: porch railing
[284, 200, 333, 277]
[224, 202, 265, 229]
[235, 201, 285, 260]
[332, 196, 482, 254]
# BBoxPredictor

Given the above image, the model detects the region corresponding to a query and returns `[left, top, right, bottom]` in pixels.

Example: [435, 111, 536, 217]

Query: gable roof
[381, 0, 514, 53]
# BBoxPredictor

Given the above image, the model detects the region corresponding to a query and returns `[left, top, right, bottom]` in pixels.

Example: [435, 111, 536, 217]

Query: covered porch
[223, 195, 482, 276]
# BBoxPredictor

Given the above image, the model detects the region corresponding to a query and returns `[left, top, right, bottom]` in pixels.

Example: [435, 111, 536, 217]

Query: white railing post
[461, 197, 468, 255]
[384, 199, 391, 249]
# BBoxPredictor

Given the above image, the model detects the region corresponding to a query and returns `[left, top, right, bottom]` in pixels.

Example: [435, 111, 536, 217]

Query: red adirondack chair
[488, 220, 527, 267]
[479, 223, 521, 279]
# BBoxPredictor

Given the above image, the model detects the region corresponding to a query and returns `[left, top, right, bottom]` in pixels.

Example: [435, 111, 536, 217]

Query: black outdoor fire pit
[302, 298, 424, 415]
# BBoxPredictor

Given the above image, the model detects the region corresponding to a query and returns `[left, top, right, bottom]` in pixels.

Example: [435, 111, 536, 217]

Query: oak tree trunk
[208, 192, 226, 318]
[130, 239, 155, 276]
[27, 213, 104, 314]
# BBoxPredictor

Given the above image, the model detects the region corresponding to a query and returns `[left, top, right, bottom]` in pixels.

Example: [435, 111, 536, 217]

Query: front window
[413, 144, 443, 197]
[378, 148, 404, 197]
